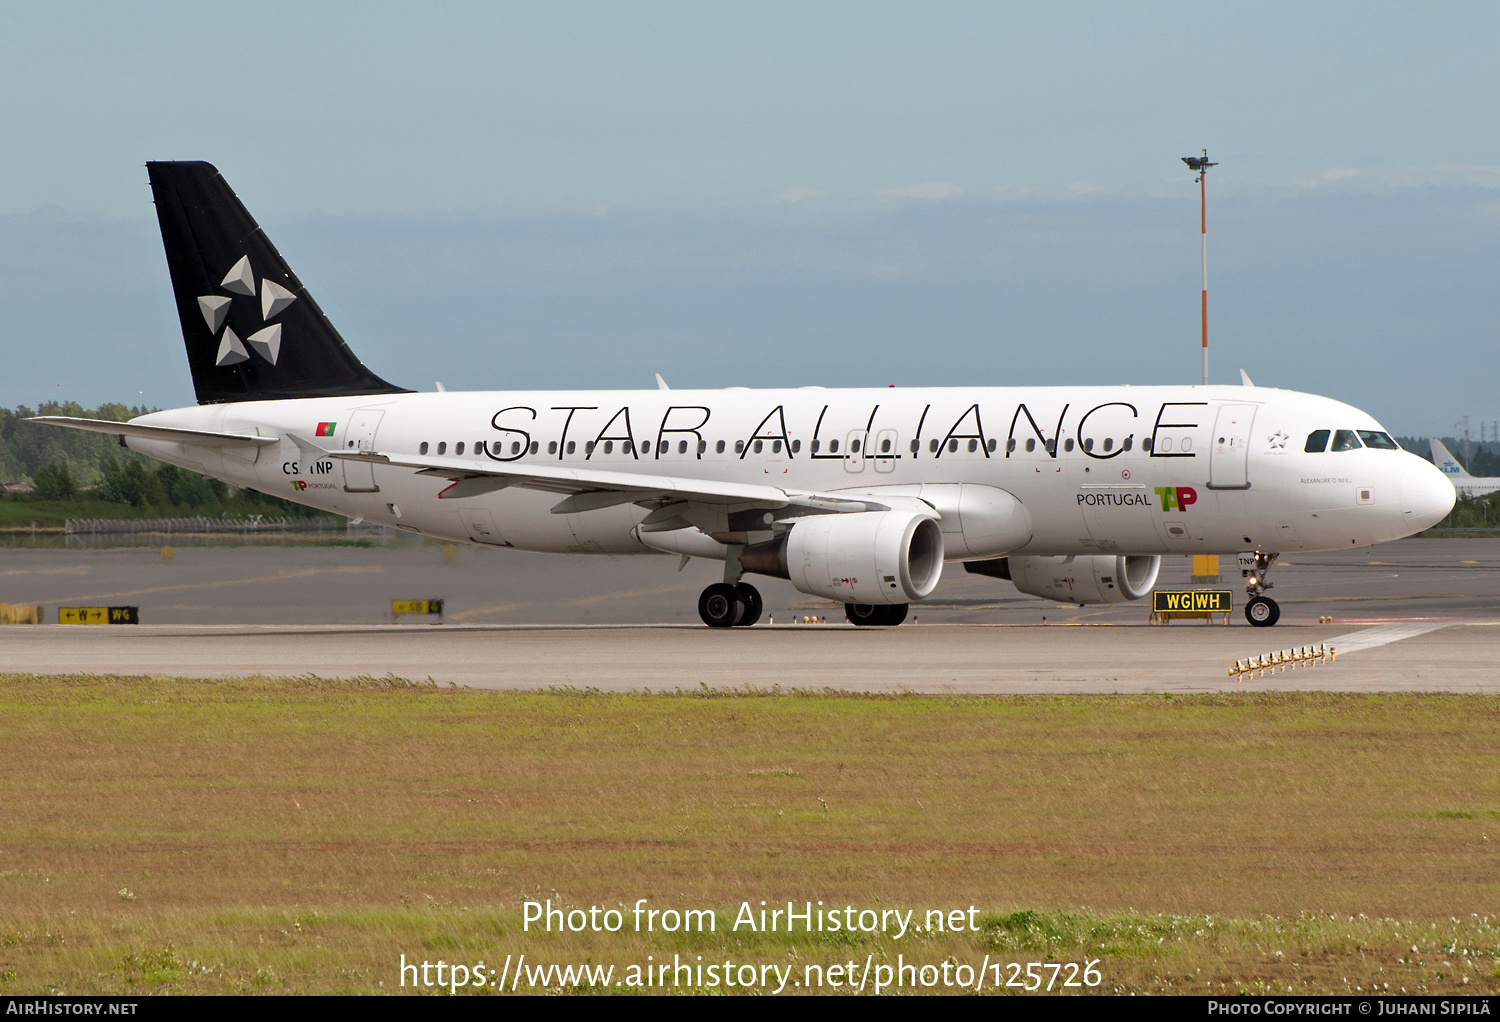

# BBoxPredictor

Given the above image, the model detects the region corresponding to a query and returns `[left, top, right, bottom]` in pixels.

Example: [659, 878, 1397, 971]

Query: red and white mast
[1182, 149, 1217, 386]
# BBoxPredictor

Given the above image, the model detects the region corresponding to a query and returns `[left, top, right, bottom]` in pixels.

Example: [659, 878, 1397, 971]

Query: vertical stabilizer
[1429, 439, 1472, 478]
[147, 161, 409, 404]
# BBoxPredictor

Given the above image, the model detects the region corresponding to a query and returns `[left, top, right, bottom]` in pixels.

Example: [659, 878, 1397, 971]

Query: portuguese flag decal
[315, 422, 337, 437]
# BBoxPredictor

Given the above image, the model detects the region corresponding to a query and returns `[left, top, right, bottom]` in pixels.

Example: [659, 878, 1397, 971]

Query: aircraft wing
[30, 416, 280, 448]
[299, 437, 903, 528]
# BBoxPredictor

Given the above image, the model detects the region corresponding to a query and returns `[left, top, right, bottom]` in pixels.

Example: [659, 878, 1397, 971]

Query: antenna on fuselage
[1182, 149, 1217, 386]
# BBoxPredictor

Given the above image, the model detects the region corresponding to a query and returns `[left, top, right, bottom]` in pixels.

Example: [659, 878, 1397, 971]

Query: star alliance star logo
[1268, 431, 1289, 449]
[197, 255, 297, 367]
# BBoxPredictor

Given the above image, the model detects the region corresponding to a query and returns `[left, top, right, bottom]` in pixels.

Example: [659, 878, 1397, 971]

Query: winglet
[655, 373, 670, 390]
[1239, 369, 1254, 387]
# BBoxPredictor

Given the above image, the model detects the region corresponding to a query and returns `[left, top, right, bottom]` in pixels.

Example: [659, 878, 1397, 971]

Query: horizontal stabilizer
[29, 416, 278, 448]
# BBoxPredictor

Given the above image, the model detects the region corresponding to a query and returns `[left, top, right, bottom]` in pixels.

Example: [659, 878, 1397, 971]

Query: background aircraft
[1428, 439, 1500, 498]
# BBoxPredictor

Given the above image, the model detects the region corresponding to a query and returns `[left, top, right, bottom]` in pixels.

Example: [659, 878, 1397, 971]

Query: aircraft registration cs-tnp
[36, 163, 1456, 628]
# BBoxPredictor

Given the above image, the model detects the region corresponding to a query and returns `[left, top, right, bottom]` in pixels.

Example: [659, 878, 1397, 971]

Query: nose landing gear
[1243, 551, 1280, 627]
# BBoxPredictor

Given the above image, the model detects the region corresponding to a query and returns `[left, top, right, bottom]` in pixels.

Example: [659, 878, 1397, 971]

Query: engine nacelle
[741, 510, 944, 605]
[1004, 554, 1160, 605]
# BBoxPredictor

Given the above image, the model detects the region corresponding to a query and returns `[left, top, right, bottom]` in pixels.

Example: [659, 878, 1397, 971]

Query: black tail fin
[147, 161, 409, 405]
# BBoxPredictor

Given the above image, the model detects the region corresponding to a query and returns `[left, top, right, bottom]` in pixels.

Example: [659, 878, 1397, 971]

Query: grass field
[1, 676, 1497, 995]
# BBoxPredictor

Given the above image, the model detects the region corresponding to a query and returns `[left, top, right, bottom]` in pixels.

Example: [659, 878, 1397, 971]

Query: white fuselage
[126, 384, 1455, 562]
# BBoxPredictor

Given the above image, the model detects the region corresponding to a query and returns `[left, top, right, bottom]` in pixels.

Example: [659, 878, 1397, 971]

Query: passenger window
[1124, 437, 1133, 451]
[1103, 438, 1113, 452]
[1064, 438, 1074, 452]
[987, 439, 997, 452]
[792, 440, 801, 453]
[530, 441, 538, 455]
[624, 441, 634, 454]
[586, 441, 596, 454]
[1045, 440, 1055, 455]
[604, 441, 614, 454]
[455, 442, 465, 455]
[947, 439, 958, 453]
[1330, 429, 1361, 452]
[437, 442, 447, 455]
[1082, 438, 1093, 452]
[566, 441, 576, 455]
[419, 442, 429, 455]
[967, 439, 978, 453]
[1142, 437, 1152, 452]
[678, 440, 688, 454]
[735, 441, 745, 454]
[548, 441, 557, 454]
[697, 440, 706, 454]
[910, 440, 920, 454]
[880, 438, 890, 454]
[773, 440, 783, 453]
[1025, 438, 1035, 453]
[929, 439, 939, 453]
[716, 440, 725, 454]
[812, 440, 821, 453]
[511, 441, 521, 455]
[1357, 430, 1399, 450]
[830, 439, 840, 453]
[754, 440, 764, 453]
[851, 439, 861, 453]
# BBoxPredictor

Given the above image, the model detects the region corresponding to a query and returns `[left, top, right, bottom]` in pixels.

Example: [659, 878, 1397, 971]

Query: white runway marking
[1326, 621, 1453, 655]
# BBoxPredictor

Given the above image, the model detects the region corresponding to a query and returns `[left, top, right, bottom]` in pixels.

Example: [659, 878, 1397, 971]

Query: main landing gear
[697, 582, 763, 628]
[1243, 551, 1281, 627]
[845, 603, 909, 627]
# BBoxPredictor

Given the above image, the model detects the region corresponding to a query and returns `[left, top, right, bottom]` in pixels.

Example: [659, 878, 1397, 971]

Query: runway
[1, 536, 1497, 692]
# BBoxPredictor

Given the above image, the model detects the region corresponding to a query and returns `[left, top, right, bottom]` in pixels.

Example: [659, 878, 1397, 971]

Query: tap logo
[290, 480, 308, 491]
[197, 255, 297, 368]
[1154, 486, 1198, 512]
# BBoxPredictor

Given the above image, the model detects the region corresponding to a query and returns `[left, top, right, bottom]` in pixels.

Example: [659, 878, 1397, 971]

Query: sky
[1, 1, 1496, 437]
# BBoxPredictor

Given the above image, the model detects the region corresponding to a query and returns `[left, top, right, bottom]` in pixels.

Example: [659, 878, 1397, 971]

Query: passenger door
[341, 408, 385, 492]
[1208, 404, 1256, 490]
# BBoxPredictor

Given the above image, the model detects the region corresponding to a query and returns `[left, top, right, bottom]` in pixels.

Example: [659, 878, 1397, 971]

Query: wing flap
[319, 445, 898, 515]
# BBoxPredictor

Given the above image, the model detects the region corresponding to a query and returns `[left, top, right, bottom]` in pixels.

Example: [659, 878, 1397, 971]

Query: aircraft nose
[1400, 459, 1456, 534]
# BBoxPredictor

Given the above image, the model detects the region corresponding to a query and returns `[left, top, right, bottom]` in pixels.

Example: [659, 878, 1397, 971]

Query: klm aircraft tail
[147, 161, 409, 405]
[1429, 439, 1472, 478]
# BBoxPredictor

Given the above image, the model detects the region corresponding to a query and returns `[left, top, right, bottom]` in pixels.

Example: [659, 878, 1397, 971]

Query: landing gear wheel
[734, 583, 763, 626]
[1245, 596, 1280, 627]
[845, 603, 909, 626]
[699, 583, 744, 628]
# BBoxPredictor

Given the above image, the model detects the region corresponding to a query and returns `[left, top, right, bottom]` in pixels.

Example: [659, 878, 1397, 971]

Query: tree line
[0, 402, 321, 516]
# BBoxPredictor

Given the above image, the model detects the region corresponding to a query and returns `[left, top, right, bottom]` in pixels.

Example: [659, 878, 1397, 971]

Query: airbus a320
[35, 163, 1456, 628]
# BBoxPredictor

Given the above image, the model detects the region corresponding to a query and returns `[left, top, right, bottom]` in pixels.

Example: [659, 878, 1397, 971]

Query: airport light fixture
[1182, 150, 1218, 386]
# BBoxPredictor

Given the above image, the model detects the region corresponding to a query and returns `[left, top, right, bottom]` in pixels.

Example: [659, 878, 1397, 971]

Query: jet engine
[740, 510, 944, 605]
[986, 553, 1160, 605]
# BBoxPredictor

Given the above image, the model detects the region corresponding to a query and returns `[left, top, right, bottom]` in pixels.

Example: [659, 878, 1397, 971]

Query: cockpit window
[1330, 429, 1362, 452]
[1357, 430, 1399, 450]
[1304, 430, 1329, 453]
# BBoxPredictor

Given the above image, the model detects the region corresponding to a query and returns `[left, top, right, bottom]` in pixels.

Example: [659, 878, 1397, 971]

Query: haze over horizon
[1, 2, 1495, 436]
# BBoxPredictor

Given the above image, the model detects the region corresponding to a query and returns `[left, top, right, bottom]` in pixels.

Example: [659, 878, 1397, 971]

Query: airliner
[1429, 439, 1500, 498]
[33, 163, 1455, 628]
